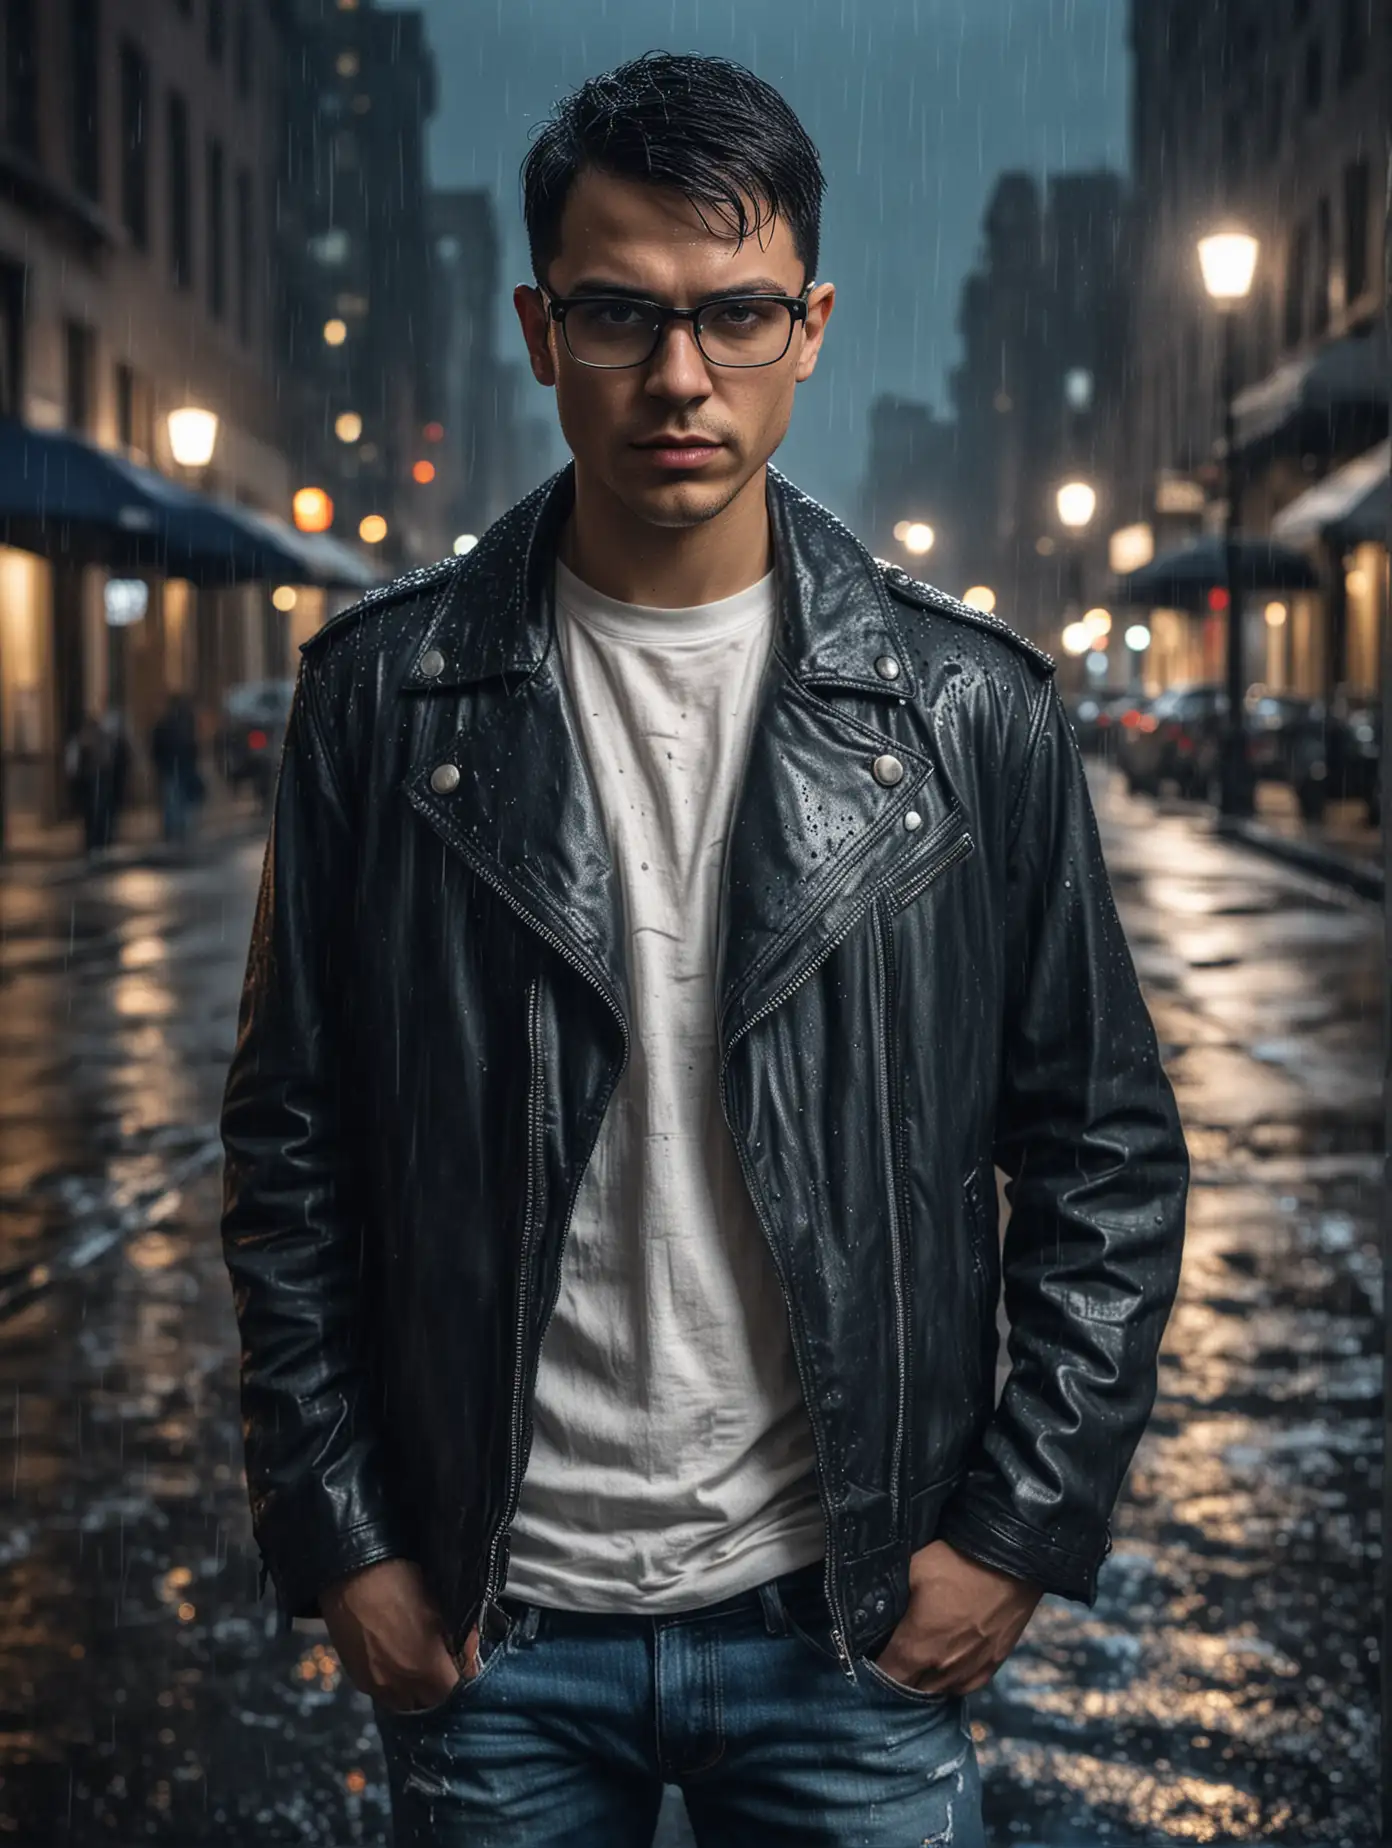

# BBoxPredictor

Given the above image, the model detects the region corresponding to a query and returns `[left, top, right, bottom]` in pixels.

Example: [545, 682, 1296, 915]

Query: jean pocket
[375, 1629, 511, 1725]
[855, 1653, 955, 1707]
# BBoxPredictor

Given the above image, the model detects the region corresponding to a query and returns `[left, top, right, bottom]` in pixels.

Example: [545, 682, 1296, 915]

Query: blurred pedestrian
[151, 693, 203, 844]
[64, 711, 118, 855]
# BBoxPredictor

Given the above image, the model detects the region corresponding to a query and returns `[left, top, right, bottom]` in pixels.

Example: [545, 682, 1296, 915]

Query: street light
[167, 407, 219, 468]
[1056, 480, 1097, 530]
[893, 520, 935, 557]
[1199, 225, 1260, 817]
[1055, 480, 1096, 632]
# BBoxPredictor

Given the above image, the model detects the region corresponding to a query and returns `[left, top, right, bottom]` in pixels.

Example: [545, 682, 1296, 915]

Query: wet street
[0, 770, 1379, 1846]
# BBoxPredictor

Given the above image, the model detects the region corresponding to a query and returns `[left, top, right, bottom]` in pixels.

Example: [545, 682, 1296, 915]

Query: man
[221, 51, 1187, 1848]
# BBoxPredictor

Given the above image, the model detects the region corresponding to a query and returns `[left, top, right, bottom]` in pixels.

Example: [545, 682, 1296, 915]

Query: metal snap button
[903, 810, 923, 832]
[420, 648, 445, 678]
[872, 753, 905, 787]
[430, 763, 461, 795]
[874, 654, 901, 681]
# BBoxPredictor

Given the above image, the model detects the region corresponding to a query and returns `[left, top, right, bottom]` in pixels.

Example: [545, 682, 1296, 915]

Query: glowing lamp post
[167, 407, 219, 468]
[893, 519, 936, 558]
[1055, 480, 1096, 658]
[1199, 227, 1259, 817]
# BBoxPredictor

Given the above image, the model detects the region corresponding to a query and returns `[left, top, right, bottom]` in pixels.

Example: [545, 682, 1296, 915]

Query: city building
[276, 0, 443, 578]
[0, 0, 380, 847]
[858, 395, 962, 589]
[945, 168, 1131, 652]
[425, 189, 502, 548]
[1124, 0, 1389, 696]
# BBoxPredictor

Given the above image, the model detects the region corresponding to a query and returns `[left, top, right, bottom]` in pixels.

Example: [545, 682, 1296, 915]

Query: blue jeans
[375, 1558, 985, 1846]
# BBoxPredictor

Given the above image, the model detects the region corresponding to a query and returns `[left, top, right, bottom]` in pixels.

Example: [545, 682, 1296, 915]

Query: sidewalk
[1217, 783, 1382, 900]
[1, 784, 269, 877]
[1092, 760, 1384, 901]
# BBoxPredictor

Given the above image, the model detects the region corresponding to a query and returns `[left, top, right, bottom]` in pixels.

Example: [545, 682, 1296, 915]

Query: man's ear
[514, 284, 558, 389]
[794, 282, 835, 384]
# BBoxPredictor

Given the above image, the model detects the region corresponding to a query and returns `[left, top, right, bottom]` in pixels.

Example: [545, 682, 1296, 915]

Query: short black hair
[521, 51, 825, 285]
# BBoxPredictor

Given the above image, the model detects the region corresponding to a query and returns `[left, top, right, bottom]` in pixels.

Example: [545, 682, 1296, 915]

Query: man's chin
[619, 468, 749, 530]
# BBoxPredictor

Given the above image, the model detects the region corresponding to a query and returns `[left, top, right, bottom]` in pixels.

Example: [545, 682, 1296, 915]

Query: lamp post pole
[1218, 309, 1254, 817]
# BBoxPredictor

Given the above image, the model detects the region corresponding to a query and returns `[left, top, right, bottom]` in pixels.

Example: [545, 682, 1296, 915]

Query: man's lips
[632, 437, 725, 468]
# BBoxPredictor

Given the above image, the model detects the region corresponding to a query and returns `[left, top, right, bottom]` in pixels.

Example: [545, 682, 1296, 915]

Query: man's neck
[558, 464, 773, 609]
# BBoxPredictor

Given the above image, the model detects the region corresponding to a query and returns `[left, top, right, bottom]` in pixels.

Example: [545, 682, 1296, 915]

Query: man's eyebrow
[561, 276, 796, 299]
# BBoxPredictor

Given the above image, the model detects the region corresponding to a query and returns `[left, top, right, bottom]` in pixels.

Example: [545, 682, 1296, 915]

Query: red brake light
[1138, 714, 1159, 734]
[248, 728, 269, 751]
[1121, 709, 1142, 729]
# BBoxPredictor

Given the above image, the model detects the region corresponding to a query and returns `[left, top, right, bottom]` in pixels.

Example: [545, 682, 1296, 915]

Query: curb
[1214, 816, 1384, 902]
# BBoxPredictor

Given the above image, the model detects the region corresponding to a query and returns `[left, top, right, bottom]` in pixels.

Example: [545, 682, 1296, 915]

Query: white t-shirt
[502, 557, 824, 1612]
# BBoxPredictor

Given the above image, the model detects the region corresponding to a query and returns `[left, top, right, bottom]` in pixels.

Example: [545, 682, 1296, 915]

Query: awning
[234, 506, 383, 590]
[0, 420, 379, 588]
[1233, 326, 1389, 456]
[1114, 533, 1321, 610]
[1270, 440, 1390, 548]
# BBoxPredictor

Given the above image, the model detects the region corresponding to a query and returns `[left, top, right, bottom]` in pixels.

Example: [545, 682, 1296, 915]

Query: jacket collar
[404, 461, 960, 1047]
[404, 462, 918, 702]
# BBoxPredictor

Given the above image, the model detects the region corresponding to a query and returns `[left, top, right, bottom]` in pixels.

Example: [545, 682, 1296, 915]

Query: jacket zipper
[718, 823, 973, 1681]
[871, 900, 908, 1535]
[478, 977, 546, 1625]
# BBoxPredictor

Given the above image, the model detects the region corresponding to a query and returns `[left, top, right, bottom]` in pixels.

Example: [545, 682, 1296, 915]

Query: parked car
[1068, 691, 1142, 757]
[216, 679, 295, 807]
[1117, 684, 1225, 798]
[1291, 690, 1381, 824]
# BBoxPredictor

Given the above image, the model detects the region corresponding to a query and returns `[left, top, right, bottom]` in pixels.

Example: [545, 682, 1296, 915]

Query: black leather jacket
[221, 464, 1187, 1674]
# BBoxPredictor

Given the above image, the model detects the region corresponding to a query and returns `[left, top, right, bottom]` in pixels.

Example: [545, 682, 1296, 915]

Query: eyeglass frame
[536, 280, 815, 370]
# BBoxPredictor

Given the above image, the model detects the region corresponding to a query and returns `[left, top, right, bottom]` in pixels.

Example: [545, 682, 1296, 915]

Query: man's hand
[319, 1559, 479, 1713]
[870, 1540, 1042, 1696]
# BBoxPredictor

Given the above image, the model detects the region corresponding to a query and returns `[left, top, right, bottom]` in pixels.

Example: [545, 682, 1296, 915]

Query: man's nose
[643, 320, 713, 399]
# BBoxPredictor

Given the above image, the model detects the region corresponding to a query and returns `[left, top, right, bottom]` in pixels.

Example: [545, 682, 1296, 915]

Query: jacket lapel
[717, 472, 967, 1043]
[403, 471, 629, 1028]
[400, 463, 967, 1049]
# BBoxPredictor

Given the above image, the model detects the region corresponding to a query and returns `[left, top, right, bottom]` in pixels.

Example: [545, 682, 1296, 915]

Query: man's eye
[581, 301, 644, 327]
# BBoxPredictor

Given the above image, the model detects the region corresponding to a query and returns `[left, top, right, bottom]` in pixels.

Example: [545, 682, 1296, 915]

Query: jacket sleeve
[937, 678, 1189, 1602]
[220, 658, 411, 1623]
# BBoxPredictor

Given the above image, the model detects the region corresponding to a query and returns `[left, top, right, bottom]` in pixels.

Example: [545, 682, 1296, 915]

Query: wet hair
[521, 51, 825, 285]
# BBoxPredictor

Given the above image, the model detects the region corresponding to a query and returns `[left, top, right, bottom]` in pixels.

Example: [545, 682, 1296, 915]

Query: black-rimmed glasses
[541, 285, 812, 370]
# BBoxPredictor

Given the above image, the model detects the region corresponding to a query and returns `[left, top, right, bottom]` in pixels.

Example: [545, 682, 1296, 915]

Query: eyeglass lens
[562, 298, 795, 369]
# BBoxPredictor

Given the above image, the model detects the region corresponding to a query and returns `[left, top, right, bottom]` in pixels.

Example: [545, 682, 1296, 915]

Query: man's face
[514, 168, 834, 529]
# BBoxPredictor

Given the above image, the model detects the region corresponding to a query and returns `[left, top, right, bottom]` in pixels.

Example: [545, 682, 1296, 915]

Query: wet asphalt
[0, 768, 1379, 1846]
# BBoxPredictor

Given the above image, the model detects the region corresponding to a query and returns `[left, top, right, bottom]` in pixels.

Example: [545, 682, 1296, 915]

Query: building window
[1303, 34, 1323, 112]
[167, 91, 192, 289]
[115, 360, 154, 457]
[1283, 221, 1308, 348]
[1344, 157, 1371, 302]
[1221, 109, 1244, 193]
[1264, 76, 1283, 159]
[235, 166, 253, 342]
[0, 259, 25, 418]
[206, 136, 225, 318]
[234, 1, 252, 96]
[207, 0, 224, 64]
[1312, 197, 1331, 334]
[119, 39, 149, 249]
[2, 0, 37, 156]
[1338, 0, 1368, 86]
[64, 320, 94, 433]
[69, 0, 101, 201]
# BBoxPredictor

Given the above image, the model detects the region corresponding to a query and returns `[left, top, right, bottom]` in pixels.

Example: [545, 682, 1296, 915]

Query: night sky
[395, 0, 1128, 523]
